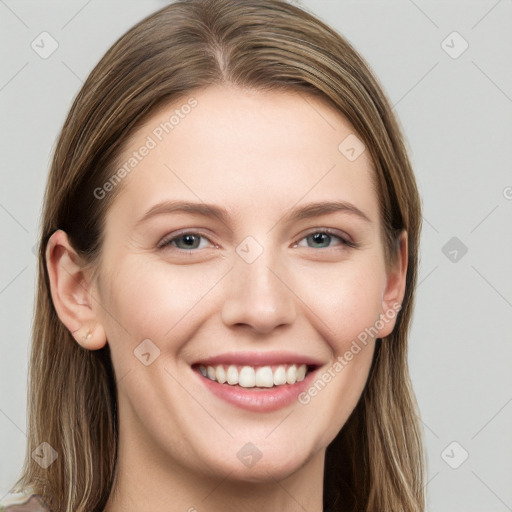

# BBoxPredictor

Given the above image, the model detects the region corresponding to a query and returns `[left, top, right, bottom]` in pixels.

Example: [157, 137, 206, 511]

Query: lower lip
[195, 368, 317, 412]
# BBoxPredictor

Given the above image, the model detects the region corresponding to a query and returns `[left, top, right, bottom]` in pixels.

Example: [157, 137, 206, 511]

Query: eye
[158, 229, 356, 252]
[295, 229, 355, 249]
[158, 232, 214, 251]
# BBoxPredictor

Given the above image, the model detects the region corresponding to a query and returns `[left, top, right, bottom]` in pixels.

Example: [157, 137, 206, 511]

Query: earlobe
[46, 229, 107, 350]
[378, 230, 408, 338]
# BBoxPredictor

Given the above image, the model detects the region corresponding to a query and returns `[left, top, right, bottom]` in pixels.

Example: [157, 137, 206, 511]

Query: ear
[46, 229, 107, 350]
[377, 230, 408, 338]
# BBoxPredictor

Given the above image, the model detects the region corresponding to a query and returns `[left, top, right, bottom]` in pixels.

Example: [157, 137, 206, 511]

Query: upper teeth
[198, 364, 308, 388]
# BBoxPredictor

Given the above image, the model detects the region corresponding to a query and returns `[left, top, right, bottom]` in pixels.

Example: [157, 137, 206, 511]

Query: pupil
[182, 235, 197, 247]
[311, 233, 329, 247]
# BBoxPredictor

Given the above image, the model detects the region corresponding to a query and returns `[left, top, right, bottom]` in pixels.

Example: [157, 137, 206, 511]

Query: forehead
[105, 84, 379, 228]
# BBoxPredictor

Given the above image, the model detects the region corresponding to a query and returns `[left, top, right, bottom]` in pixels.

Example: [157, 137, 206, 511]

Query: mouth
[191, 352, 322, 412]
[193, 363, 314, 388]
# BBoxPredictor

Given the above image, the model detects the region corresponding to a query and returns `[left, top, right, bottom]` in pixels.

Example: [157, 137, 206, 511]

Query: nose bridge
[221, 237, 296, 333]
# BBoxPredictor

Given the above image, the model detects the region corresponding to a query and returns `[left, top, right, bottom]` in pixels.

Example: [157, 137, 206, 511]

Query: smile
[191, 352, 322, 412]
[197, 363, 309, 388]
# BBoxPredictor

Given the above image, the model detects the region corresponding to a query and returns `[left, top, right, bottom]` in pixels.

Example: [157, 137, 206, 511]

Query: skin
[47, 84, 407, 512]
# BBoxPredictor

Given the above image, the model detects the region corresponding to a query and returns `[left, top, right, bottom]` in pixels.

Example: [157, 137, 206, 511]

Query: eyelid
[295, 227, 355, 247]
[157, 229, 217, 250]
[157, 227, 357, 251]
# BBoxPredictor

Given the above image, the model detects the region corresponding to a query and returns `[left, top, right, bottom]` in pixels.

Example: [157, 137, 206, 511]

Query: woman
[5, 0, 424, 510]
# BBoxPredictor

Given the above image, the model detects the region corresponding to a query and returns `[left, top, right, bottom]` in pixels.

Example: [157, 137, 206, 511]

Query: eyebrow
[136, 199, 372, 227]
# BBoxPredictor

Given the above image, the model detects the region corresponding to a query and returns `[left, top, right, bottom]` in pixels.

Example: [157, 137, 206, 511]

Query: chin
[196, 438, 322, 485]
[223, 458, 310, 484]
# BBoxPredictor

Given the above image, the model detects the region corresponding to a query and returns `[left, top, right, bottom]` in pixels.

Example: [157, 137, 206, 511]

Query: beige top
[0, 495, 51, 512]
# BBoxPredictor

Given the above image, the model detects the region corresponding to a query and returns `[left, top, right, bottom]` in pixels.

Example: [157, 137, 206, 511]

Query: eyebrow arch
[280, 200, 371, 225]
[136, 199, 371, 227]
[136, 200, 229, 226]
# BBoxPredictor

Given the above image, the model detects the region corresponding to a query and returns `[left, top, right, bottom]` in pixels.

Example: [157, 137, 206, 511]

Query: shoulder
[0, 494, 51, 512]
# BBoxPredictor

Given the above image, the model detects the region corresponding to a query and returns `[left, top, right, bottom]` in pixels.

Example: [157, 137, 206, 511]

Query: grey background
[1, 1, 511, 510]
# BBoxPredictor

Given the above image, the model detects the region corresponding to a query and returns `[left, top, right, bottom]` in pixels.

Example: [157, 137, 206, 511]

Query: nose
[221, 248, 297, 335]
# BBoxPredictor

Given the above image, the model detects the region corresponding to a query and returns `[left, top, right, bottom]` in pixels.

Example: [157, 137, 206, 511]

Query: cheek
[293, 256, 386, 355]
[97, 256, 231, 356]
[291, 256, 385, 423]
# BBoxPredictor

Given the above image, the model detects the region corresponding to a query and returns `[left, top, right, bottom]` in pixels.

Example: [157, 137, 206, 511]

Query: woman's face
[90, 85, 404, 482]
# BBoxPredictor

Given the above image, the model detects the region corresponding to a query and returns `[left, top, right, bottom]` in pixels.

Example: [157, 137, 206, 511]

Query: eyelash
[157, 229, 357, 252]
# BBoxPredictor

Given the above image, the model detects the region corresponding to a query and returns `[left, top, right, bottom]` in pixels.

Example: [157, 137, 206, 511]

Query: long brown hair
[12, 1, 424, 510]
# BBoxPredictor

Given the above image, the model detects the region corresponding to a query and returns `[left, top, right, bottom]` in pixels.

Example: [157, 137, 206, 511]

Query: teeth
[286, 365, 297, 384]
[273, 365, 287, 386]
[255, 366, 273, 388]
[199, 363, 309, 388]
[226, 365, 238, 385]
[296, 364, 306, 381]
[215, 365, 227, 384]
[239, 366, 256, 387]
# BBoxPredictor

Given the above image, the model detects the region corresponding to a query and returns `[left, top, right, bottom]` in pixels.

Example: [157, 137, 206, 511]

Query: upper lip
[192, 351, 324, 368]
